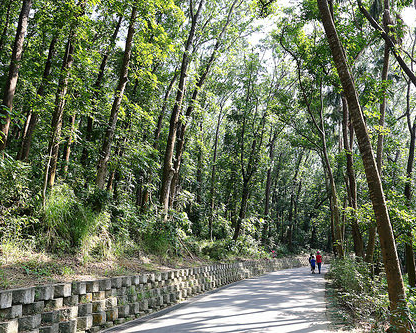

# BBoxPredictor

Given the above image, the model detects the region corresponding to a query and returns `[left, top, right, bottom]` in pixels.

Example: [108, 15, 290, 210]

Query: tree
[160, 0, 206, 216]
[0, 0, 32, 152]
[317, 0, 414, 330]
[96, 5, 137, 189]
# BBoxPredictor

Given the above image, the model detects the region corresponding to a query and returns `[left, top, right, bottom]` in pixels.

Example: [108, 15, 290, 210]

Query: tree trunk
[317, 1, 413, 330]
[0, 0, 14, 58]
[17, 36, 57, 161]
[45, 35, 76, 188]
[405, 44, 416, 286]
[209, 105, 224, 240]
[160, 0, 205, 215]
[233, 178, 250, 241]
[262, 131, 277, 244]
[96, 7, 137, 189]
[167, 0, 238, 209]
[366, 5, 391, 263]
[140, 71, 179, 211]
[81, 16, 122, 166]
[342, 95, 364, 258]
[62, 114, 76, 175]
[0, 0, 32, 152]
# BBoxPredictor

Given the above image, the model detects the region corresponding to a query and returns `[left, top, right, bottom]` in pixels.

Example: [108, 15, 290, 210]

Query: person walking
[310, 255, 316, 274]
[316, 251, 323, 274]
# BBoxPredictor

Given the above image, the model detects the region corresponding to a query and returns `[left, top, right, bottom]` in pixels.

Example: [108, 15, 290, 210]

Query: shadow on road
[107, 266, 330, 333]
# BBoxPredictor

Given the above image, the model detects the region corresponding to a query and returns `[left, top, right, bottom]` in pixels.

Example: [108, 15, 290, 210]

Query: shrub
[328, 257, 389, 327]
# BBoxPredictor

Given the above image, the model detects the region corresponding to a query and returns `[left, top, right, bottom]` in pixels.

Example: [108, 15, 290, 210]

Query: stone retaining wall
[0, 257, 307, 333]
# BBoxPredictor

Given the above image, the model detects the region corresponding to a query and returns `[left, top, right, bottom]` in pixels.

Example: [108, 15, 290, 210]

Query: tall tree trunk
[17, 36, 57, 161]
[342, 95, 364, 258]
[45, 35, 76, 188]
[196, 121, 203, 205]
[262, 130, 277, 244]
[317, 1, 413, 330]
[167, 0, 239, 208]
[0, 0, 32, 152]
[0, 0, 14, 57]
[96, 7, 137, 189]
[160, 0, 205, 216]
[233, 178, 250, 241]
[405, 38, 416, 287]
[366, 4, 391, 263]
[81, 16, 122, 166]
[209, 105, 224, 240]
[140, 71, 179, 211]
[287, 152, 303, 251]
[405, 119, 416, 288]
[62, 114, 76, 175]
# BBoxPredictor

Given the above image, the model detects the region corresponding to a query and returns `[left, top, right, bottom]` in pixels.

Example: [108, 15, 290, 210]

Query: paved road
[106, 265, 330, 333]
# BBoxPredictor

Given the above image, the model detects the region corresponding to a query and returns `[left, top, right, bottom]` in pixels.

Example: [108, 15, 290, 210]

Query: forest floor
[0, 248, 214, 290]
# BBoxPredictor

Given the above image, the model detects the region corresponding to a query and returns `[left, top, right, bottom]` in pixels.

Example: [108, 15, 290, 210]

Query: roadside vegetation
[1, 0, 416, 331]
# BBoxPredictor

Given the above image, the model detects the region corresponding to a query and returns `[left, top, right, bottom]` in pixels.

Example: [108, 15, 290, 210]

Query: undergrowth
[327, 258, 389, 332]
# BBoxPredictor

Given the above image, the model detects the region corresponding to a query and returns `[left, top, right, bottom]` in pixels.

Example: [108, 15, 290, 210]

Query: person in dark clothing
[310, 255, 316, 274]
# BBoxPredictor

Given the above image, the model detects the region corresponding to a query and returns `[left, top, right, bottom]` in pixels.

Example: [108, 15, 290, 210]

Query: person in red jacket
[316, 251, 323, 274]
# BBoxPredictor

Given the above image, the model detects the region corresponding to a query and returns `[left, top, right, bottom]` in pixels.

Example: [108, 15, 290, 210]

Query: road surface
[105, 265, 330, 333]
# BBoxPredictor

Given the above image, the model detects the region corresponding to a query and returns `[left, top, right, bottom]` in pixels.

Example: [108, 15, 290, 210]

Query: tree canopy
[1, 0, 416, 329]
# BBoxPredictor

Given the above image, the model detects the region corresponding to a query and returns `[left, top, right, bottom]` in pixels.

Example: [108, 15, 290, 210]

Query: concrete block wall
[0, 257, 307, 333]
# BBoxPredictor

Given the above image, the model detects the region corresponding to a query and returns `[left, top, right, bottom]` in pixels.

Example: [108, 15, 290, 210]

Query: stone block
[92, 312, 106, 326]
[58, 306, 78, 321]
[0, 292, 12, 310]
[129, 303, 140, 315]
[121, 277, 131, 288]
[92, 291, 105, 301]
[77, 304, 92, 317]
[71, 282, 86, 296]
[127, 294, 137, 303]
[105, 308, 118, 322]
[0, 305, 22, 320]
[78, 294, 92, 304]
[117, 305, 129, 318]
[116, 296, 127, 306]
[58, 320, 76, 333]
[63, 295, 79, 307]
[147, 274, 155, 283]
[22, 301, 44, 315]
[0, 319, 18, 333]
[85, 281, 99, 293]
[139, 275, 147, 284]
[105, 297, 117, 309]
[54, 284, 72, 298]
[18, 314, 41, 331]
[114, 318, 125, 325]
[132, 276, 140, 285]
[41, 311, 59, 324]
[98, 279, 111, 291]
[92, 300, 105, 313]
[76, 315, 93, 331]
[12, 288, 35, 305]
[45, 298, 63, 311]
[163, 294, 170, 304]
[34, 286, 54, 302]
[104, 289, 117, 298]
[103, 321, 114, 329]
[116, 288, 126, 297]
[110, 278, 122, 289]
[39, 324, 59, 333]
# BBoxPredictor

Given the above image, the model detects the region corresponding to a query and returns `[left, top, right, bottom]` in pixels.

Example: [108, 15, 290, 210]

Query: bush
[328, 257, 389, 327]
